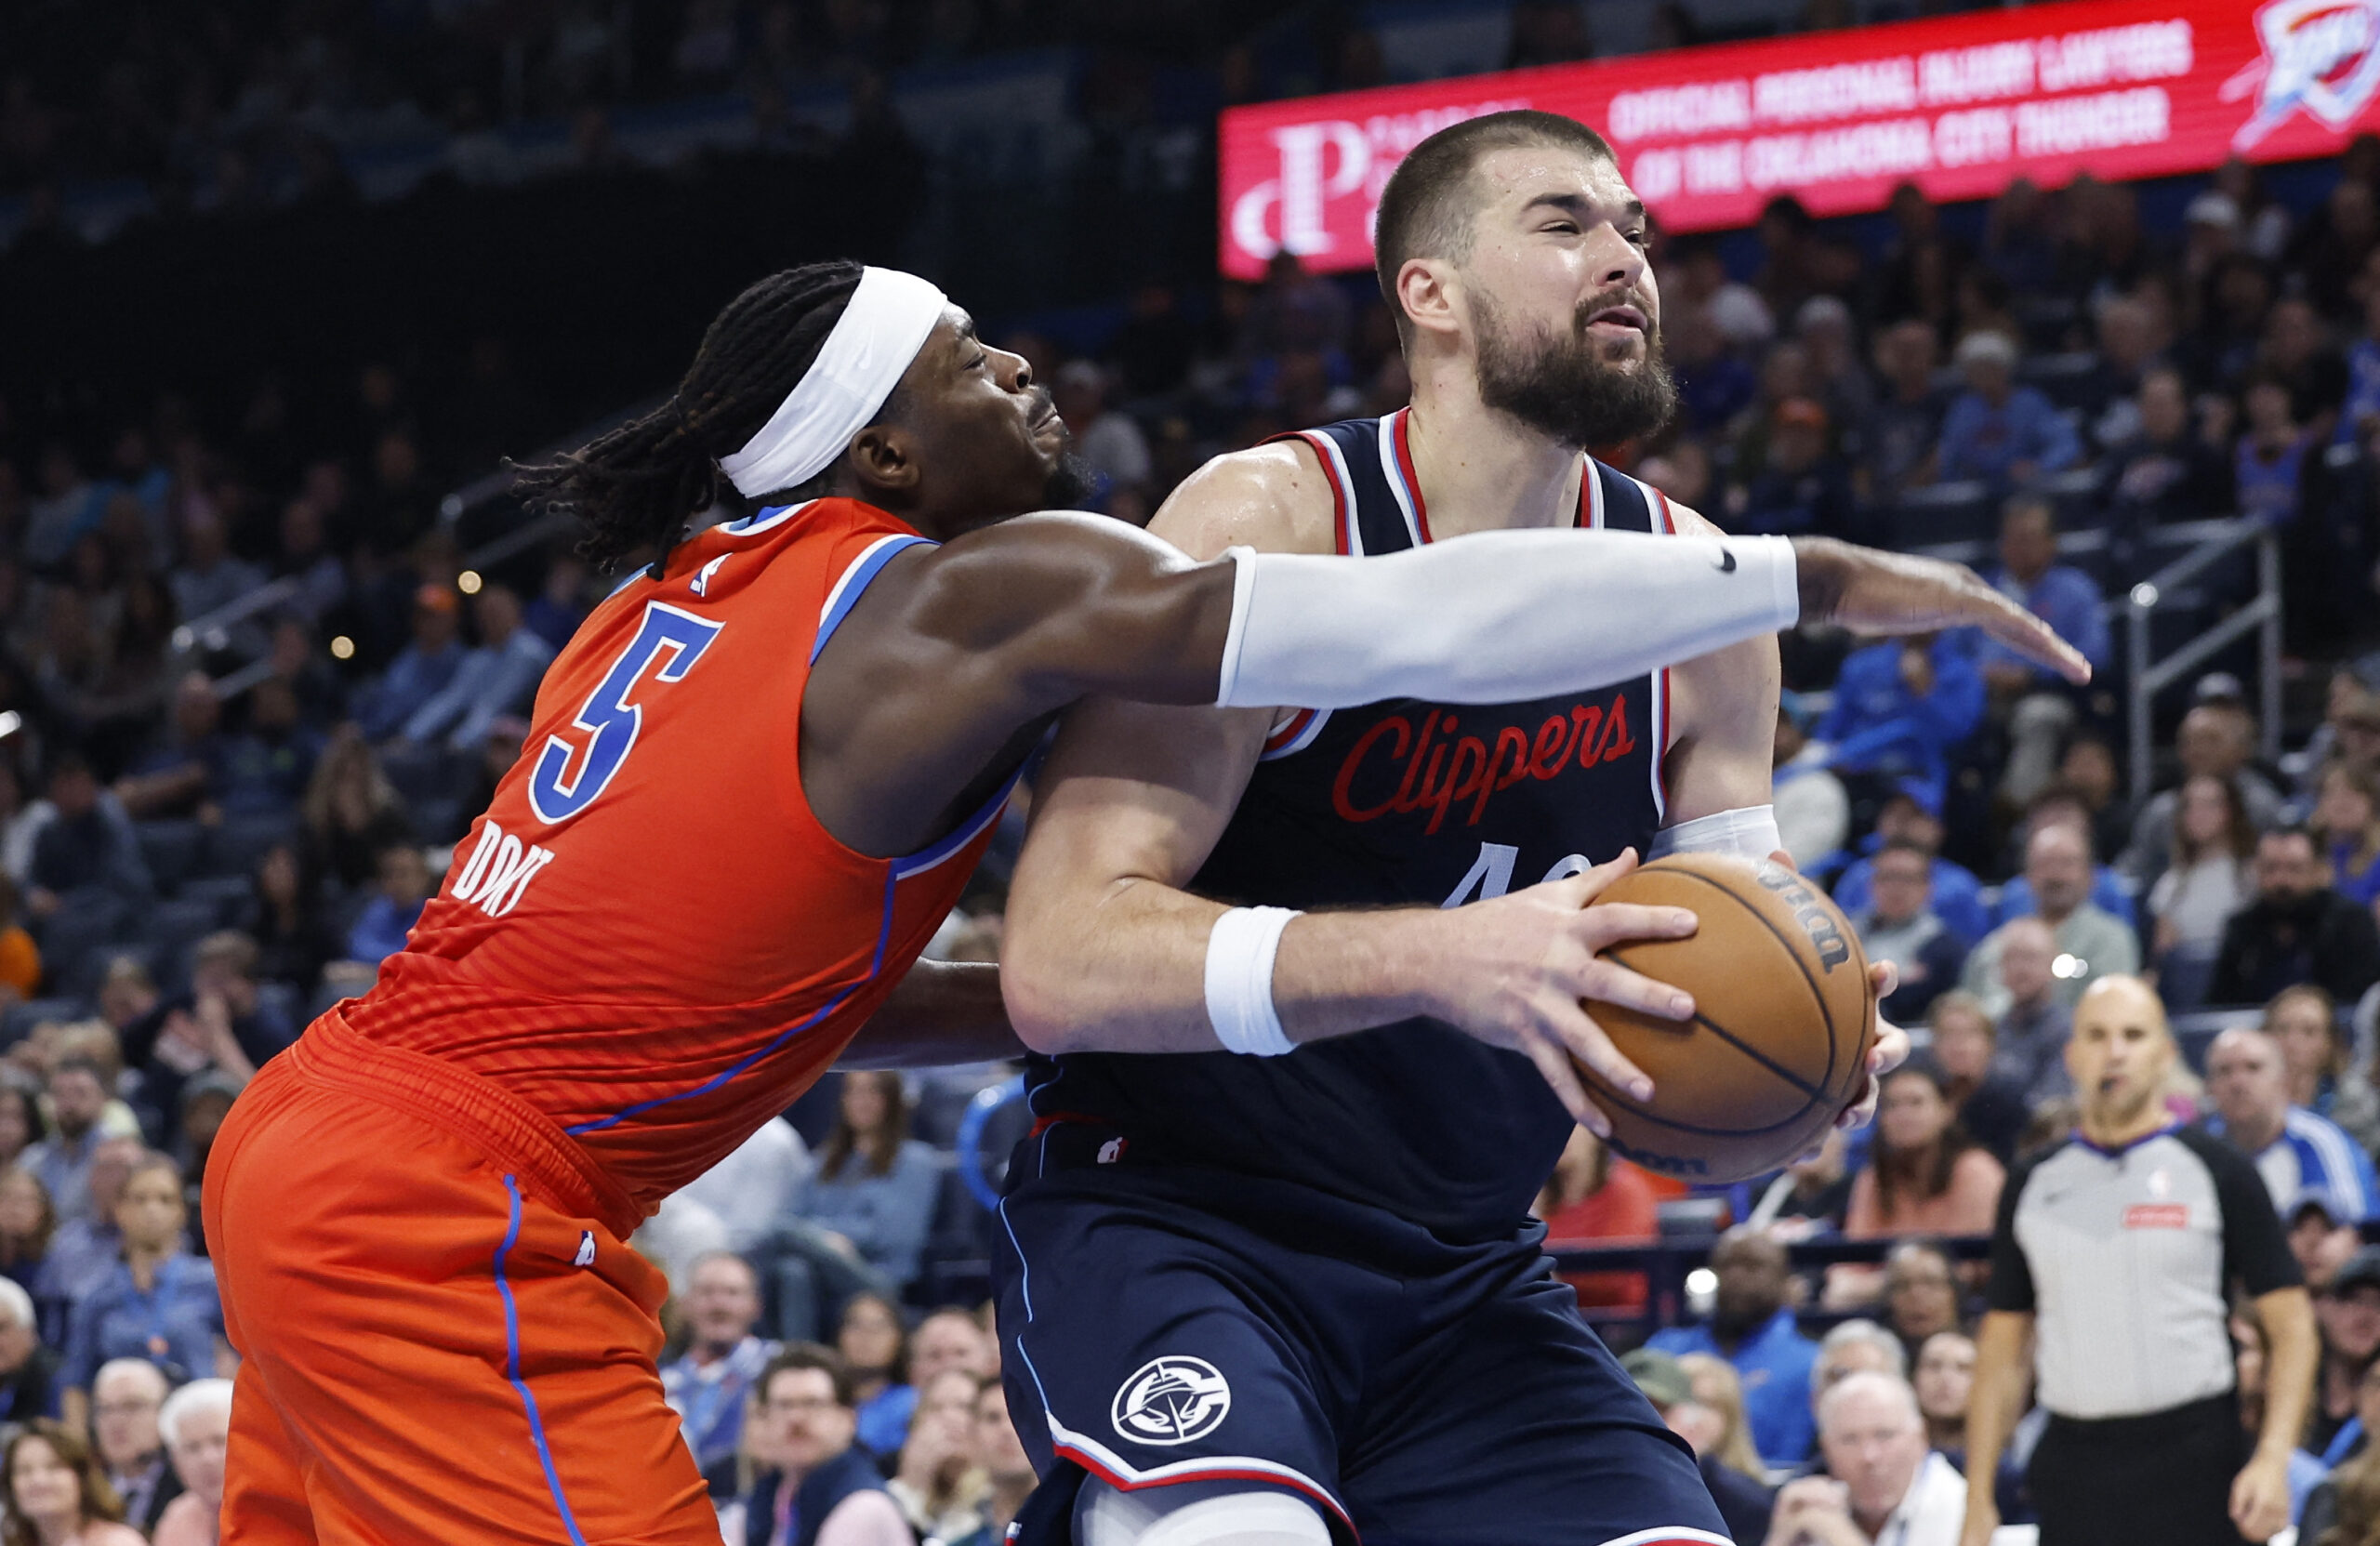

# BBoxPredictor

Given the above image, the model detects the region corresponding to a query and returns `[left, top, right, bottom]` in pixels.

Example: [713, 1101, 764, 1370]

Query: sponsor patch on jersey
[1112, 1355, 1232, 1447]
[2124, 1203, 2189, 1230]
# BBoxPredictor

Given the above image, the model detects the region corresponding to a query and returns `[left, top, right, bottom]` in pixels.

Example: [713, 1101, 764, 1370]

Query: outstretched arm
[805, 445, 2090, 855]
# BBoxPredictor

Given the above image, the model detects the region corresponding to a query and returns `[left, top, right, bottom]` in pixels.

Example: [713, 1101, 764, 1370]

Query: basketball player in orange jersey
[984, 113, 2042, 1546]
[203, 253, 2080, 1544]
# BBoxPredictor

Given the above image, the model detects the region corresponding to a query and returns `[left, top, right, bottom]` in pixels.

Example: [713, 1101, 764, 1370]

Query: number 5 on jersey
[527, 601, 724, 825]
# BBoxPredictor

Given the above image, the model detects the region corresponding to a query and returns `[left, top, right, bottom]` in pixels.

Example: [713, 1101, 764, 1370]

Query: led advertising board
[1219, 0, 2380, 276]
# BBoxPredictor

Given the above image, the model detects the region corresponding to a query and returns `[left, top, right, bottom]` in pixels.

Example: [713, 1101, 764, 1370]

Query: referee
[1960, 975, 2317, 1546]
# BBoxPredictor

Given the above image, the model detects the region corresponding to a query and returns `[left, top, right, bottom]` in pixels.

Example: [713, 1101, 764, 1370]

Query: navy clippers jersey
[1025, 409, 1682, 1240]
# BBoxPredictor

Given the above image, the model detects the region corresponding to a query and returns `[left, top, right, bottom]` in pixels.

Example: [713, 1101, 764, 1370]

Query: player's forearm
[2254, 1288, 2319, 1461]
[837, 959, 1025, 1068]
[1005, 880, 1443, 1055]
[1215, 532, 1801, 709]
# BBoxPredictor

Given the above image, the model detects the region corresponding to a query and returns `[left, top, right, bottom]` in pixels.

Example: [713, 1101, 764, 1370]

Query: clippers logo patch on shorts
[1111, 1355, 1232, 1447]
[2125, 1203, 2189, 1230]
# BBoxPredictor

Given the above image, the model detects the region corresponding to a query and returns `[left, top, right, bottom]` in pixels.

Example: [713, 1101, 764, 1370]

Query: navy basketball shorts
[990, 1130, 1728, 1546]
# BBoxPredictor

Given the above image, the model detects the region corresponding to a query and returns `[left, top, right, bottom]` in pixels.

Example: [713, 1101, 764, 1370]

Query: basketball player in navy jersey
[991, 112, 1950, 1546]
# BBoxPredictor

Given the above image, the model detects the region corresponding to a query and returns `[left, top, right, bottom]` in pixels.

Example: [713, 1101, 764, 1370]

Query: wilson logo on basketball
[1752, 865, 1853, 973]
[1330, 695, 1637, 834]
[2125, 1204, 2190, 1230]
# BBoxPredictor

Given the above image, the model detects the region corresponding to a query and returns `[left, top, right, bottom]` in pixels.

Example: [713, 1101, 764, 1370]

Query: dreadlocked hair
[511, 260, 867, 575]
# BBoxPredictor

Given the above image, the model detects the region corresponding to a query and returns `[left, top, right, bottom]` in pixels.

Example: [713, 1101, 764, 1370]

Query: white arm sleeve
[1649, 804, 1783, 861]
[1213, 529, 1798, 709]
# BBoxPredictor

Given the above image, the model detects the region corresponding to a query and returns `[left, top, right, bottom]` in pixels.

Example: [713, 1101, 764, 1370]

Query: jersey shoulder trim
[813, 533, 936, 664]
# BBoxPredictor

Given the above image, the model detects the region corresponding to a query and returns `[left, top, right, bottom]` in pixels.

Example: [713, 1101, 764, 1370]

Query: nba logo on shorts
[1111, 1355, 1232, 1446]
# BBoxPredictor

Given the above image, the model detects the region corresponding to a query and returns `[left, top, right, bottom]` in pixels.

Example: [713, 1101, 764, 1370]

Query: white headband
[717, 266, 950, 498]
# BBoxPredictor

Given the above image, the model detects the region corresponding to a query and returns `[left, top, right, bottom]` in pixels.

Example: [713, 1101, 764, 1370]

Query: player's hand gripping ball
[1580, 853, 1877, 1183]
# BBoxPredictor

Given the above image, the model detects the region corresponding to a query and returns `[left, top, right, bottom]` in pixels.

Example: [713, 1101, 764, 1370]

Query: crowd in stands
[8, 2, 2380, 1533]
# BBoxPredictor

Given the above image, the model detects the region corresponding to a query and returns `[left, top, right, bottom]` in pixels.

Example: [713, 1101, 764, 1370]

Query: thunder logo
[2226, 0, 2380, 148]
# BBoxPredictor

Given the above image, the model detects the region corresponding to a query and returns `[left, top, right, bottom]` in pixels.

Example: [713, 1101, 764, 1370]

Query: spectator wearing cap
[394, 583, 556, 754]
[1976, 497, 2109, 808]
[1849, 839, 1968, 1026]
[2288, 1188, 2363, 1292]
[2309, 1247, 2380, 1462]
[1962, 825, 2139, 1015]
[1773, 692, 1847, 874]
[1937, 331, 2082, 488]
[1811, 635, 1985, 823]
[1831, 790, 1991, 946]
[353, 584, 468, 742]
[2202, 1025, 2379, 1222]
[2210, 826, 2380, 1008]
[1622, 1347, 1776, 1543]
[1767, 1371, 1964, 1546]
[1965, 977, 2313, 1546]
[1649, 1226, 1820, 1469]
[1733, 398, 1854, 539]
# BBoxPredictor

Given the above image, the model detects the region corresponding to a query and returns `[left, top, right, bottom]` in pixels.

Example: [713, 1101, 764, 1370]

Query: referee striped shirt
[1987, 1123, 2299, 1420]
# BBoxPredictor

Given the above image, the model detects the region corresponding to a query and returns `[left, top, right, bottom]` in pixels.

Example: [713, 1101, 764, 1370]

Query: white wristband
[1649, 804, 1783, 861]
[1203, 906, 1302, 1056]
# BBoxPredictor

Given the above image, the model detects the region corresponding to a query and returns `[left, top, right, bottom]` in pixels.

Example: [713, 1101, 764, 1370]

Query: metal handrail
[169, 576, 301, 657]
[2124, 520, 2281, 804]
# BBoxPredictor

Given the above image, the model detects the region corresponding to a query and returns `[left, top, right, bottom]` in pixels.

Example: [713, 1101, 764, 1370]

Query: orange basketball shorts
[203, 1013, 716, 1545]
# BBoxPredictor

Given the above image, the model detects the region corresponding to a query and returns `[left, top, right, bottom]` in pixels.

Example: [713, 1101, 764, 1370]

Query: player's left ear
[845, 424, 921, 497]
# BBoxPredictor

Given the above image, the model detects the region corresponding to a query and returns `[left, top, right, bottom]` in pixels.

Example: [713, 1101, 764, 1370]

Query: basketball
[1581, 853, 1877, 1184]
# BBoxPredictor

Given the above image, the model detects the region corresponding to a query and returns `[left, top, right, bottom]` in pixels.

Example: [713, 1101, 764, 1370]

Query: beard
[1042, 448, 1099, 510]
[1473, 290, 1679, 451]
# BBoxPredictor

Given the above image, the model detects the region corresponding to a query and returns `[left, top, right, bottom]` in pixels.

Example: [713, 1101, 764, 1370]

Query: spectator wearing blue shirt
[1648, 1226, 1818, 1469]
[761, 1073, 934, 1344]
[343, 842, 430, 969]
[2238, 376, 2312, 530]
[800, 1072, 940, 1296]
[112, 674, 234, 824]
[1937, 330, 2082, 487]
[1977, 498, 2111, 811]
[1992, 788, 2140, 933]
[1831, 787, 1992, 945]
[1814, 636, 1986, 817]
[397, 585, 557, 753]
[661, 1251, 781, 1487]
[2204, 1025, 2380, 1223]
[60, 1155, 225, 1430]
[2317, 761, 2380, 910]
[2339, 282, 2380, 448]
[354, 585, 469, 742]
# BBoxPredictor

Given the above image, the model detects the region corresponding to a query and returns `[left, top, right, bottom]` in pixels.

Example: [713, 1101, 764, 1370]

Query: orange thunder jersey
[345, 497, 1010, 1214]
